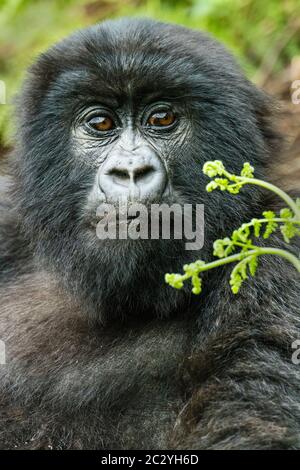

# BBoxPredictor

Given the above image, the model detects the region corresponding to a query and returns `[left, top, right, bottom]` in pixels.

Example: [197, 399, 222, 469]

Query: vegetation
[165, 161, 300, 295]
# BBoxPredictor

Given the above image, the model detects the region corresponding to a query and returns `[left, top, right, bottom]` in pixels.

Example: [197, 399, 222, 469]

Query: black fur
[0, 18, 299, 449]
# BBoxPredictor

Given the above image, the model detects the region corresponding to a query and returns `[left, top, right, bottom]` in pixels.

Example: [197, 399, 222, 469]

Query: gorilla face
[77, 99, 186, 237]
[14, 18, 276, 323]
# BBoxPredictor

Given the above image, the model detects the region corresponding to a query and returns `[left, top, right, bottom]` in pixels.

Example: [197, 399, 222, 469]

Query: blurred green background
[0, 0, 300, 149]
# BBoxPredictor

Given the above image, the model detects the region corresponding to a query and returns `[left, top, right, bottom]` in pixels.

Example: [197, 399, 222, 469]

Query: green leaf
[280, 207, 293, 219]
[227, 183, 243, 194]
[240, 162, 254, 178]
[203, 160, 225, 178]
[252, 218, 262, 237]
[192, 275, 202, 294]
[230, 270, 243, 294]
[213, 238, 233, 258]
[280, 222, 300, 243]
[165, 273, 184, 289]
[183, 260, 205, 276]
[236, 223, 251, 243]
[214, 178, 230, 190]
[248, 255, 258, 276]
[262, 211, 278, 238]
[206, 181, 219, 192]
[229, 256, 257, 294]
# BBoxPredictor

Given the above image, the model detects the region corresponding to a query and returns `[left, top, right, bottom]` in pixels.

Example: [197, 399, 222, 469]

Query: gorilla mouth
[82, 198, 204, 253]
[90, 211, 138, 228]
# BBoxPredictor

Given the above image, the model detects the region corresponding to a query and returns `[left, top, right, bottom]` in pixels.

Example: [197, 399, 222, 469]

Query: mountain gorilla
[0, 18, 299, 450]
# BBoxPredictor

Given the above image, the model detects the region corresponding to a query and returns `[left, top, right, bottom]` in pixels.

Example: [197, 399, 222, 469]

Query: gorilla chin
[53, 209, 197, 325]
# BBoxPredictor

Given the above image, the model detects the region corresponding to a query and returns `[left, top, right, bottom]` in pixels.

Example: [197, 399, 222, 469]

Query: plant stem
[255, 247, 300, 272]
[184, 247, 300, 278]
[238, 177, 300, 220]
[244, 217, 300, 226]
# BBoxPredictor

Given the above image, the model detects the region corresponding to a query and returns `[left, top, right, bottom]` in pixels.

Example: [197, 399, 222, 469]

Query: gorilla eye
[147, 111, 176, 128]
[88, 116, 115, 132]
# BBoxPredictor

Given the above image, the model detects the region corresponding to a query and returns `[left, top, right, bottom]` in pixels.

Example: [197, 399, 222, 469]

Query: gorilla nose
[98, 152, 167, 202]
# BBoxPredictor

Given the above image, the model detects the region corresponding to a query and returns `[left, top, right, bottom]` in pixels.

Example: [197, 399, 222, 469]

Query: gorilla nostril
[135, 166, 154, 182]
[109, 169, 130, 181]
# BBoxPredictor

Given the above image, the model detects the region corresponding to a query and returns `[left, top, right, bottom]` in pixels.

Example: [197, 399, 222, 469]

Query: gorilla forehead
[26, 17, 245, 109]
